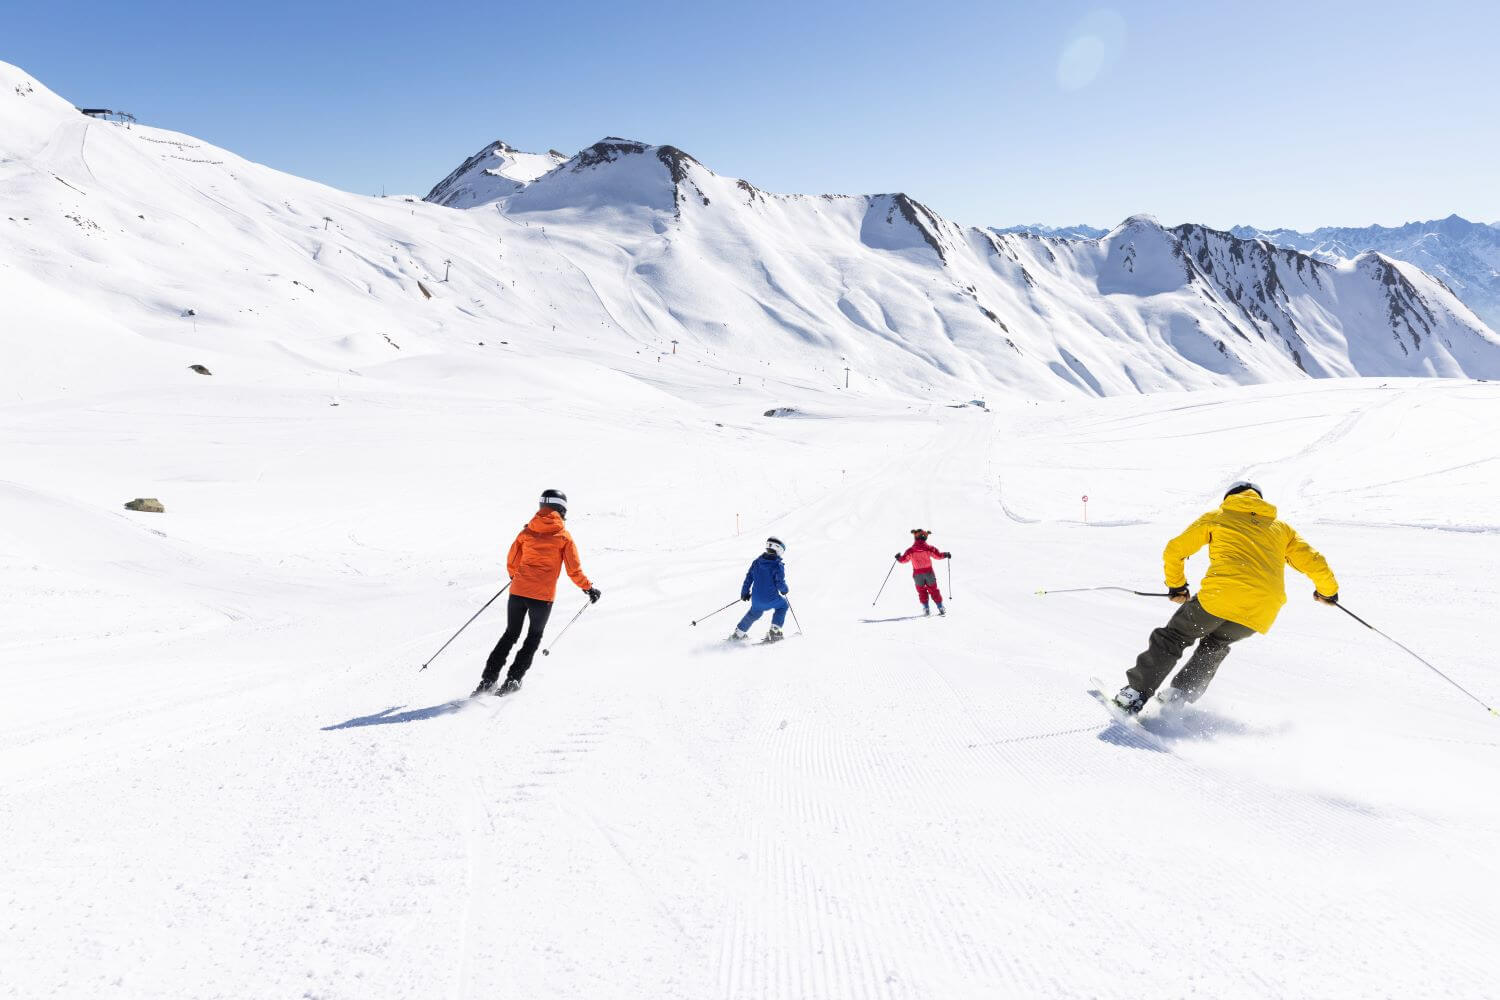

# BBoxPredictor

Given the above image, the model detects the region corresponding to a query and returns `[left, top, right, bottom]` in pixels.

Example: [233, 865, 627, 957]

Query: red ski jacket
[897, 540, 947, 573]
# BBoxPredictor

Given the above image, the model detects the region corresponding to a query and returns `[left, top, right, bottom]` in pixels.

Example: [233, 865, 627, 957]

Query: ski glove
[1314, 590, 1338, 605]
[587, 587, 601, 604]
[1167, 585, 1191, 604]
[894, 553, 903, 561]
[741, 593, 751, 602]
[942, 552, 952, 558]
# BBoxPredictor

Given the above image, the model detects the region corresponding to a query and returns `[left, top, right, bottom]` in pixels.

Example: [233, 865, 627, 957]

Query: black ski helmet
[765, 536, 786, 557]
[539, 489, 568, 515]
[1224, 481, 1263, 500]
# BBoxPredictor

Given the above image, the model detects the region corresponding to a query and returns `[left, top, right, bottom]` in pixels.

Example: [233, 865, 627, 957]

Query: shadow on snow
[1092, 704, 1291, 753]
[322, 700, 469, 730]
[1095, 722, 1170, 754]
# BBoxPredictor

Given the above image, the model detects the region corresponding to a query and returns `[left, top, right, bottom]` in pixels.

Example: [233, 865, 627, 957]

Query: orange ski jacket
[507, 510, 592, 602]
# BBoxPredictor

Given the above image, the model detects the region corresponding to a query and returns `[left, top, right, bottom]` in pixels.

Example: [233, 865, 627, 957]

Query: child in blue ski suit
[732, 537, 790, 642]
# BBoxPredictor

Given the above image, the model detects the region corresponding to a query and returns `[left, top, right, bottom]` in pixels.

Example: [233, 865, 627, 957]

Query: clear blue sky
[7, 0, 1498, 230]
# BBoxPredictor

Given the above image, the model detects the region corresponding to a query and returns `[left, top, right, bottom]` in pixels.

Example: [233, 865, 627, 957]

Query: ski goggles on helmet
[766, 537, 786, 557]
[1223, 481, 1263, 500]
[910, 528, 930, 540]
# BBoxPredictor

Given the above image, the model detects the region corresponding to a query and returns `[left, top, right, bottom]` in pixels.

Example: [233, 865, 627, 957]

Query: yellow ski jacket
[1164, 492, 1338, 634]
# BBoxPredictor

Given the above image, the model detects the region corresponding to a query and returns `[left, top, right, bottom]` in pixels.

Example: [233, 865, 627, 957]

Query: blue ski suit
[737, 552, 789, 631]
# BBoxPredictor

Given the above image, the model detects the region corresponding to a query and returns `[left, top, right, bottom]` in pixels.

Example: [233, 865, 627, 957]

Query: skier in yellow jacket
[1112, 481, 1340, 714]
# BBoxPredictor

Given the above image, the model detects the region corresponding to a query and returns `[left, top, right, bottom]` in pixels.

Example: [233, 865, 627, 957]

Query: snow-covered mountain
[1006, 215, 1500, 334]
[1229, 216, 1500, 332]
[990, 222, 1107, 241]
[4, 59, 1499, 406]
[429, 134, 1500, 392]
[424, 140, 568, 208]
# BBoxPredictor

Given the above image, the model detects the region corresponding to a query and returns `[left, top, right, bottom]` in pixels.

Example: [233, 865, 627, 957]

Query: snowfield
[2, 60, 1499, 1000]
[4, 369, 1498, 1000]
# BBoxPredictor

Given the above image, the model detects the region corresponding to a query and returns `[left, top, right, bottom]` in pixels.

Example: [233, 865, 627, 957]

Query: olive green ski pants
[1127, 597, 1257, 701]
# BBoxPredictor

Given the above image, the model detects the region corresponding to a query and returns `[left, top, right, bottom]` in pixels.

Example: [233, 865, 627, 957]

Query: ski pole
[541, 598, 592, 657]
[1035, 586, 1172, 597]
[872, 558, 898, 606]
[419, 584, 508, 671]
[788, 601, 803, 635]
[947, 556, 953, 601]
[690, 598, 741, 627]
[1334, 602, 1498, 718]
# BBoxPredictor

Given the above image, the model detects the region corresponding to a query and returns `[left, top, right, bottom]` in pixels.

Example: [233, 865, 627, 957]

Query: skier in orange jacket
[474, 489, 600, 697]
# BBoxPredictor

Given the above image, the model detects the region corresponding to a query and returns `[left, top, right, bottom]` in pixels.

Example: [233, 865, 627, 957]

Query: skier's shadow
[859, 615, 927, 624]
[1095, 722, 1171, 753]
[322, 700, 467, 730]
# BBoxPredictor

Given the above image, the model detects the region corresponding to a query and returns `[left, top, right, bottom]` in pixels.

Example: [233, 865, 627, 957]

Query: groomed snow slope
[3, 360, 1497, 999]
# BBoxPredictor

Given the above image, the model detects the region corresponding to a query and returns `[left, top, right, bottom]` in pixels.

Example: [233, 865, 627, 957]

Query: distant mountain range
[4, 57, 1499, 404]
[1002, 217, 1500, 331]
[414, 135, 1500, 392]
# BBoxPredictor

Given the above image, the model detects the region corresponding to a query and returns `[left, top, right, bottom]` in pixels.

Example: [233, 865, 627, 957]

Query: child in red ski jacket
[896, 529, 951, 616]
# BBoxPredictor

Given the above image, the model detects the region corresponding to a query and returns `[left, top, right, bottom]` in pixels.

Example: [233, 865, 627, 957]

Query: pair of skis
[729, 633, 790, 646]
[1086, 676, 1175, 750]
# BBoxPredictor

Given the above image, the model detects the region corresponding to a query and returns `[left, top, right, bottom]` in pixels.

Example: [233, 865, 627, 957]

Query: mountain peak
[566, 138, 707, 185]
[991, 223, 1107, 241]
[1104, 214, 1168, 241]
[501, 138, 719, 217]
[424, 140, 567, 209]
[1225, 214, 1500, 329]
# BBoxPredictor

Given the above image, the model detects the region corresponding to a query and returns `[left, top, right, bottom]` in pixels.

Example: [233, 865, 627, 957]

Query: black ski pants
[481, 595, 554, 686]
[1127, 597, 1256, 701]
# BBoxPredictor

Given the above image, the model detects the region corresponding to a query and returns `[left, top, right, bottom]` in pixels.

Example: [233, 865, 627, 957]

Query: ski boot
[729, 629, 749, 641]
[1155, 686, 1186, 710]
[922, 604, 932, 617]
[470, 678, 496, 698]
[1112, 686, 1146, 715]
[936, 604, 946, 616]
[496, 676, 523, 697]
[763, 626, 785, 643]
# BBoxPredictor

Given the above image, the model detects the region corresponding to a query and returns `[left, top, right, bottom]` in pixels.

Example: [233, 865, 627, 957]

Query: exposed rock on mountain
[4, 59, 1498, 403]
[423, 140, 567, 208]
